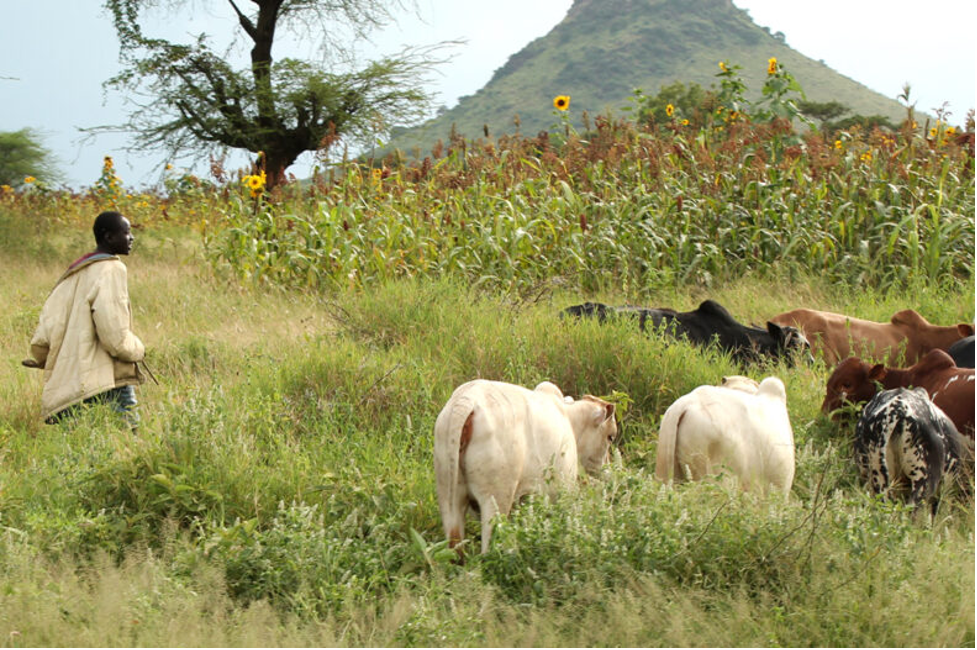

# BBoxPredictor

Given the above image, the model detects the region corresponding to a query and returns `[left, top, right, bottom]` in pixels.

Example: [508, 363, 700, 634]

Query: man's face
[105, 217, 134, 255]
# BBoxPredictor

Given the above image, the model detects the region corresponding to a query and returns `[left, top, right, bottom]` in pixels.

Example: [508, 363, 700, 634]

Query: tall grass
[198, 112, 974, 295]
[0, 232, 973, 644]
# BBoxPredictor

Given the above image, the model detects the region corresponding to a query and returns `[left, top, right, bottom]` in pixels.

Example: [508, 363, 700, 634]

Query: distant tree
[638, 81, 712, 126]
[101, 0, 441, 187]
[828, 114, 897, 133]
[797, 100, 851, 129]
[0, 129, 60, 186]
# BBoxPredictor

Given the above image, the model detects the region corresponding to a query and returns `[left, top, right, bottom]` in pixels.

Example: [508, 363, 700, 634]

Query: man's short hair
[93, 211, 125, 244]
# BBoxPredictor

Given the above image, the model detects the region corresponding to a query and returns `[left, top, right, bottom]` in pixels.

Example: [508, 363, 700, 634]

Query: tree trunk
[263, 147, 299, 189]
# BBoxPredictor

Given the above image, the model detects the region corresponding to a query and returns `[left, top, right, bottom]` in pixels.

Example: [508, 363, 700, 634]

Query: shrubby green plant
[191, 499, 425, 615]
[479, 468, 932, 606]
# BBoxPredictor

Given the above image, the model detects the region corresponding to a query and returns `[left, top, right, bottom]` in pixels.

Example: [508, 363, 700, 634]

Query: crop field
[0, 109, 974, 646]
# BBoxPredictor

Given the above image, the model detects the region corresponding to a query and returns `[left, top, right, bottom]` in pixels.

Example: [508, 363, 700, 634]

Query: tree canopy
[0, 129, 60, 187]
[103, 0, 438, 187]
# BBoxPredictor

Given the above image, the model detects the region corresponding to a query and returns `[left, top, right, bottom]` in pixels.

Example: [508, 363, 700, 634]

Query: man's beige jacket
[28, 255, 145, 419]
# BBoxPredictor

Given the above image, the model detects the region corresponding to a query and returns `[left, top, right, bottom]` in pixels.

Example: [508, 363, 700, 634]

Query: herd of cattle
[434, 299, 976, 553]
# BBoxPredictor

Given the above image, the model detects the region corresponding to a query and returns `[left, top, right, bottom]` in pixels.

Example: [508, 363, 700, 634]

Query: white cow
[434, 379, 617, 554]
[655, 377, 795, 495]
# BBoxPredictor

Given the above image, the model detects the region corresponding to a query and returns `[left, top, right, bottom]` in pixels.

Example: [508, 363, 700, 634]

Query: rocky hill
[388, 0, 909, 156]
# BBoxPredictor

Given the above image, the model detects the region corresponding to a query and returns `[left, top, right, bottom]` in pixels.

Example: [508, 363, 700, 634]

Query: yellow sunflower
[242, 173, 266, 198]
[553, 95, 570, 111]
[666, 104, 674, 117]
[767, 57, 777, 75]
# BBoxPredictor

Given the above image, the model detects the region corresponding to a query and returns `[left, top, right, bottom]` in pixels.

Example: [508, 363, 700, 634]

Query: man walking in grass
[23, 210, 146, 427]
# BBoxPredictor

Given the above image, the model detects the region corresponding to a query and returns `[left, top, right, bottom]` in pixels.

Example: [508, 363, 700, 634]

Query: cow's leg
[902, 443, 925, 507]
[470, 483, 517, 554]
[903, 431, 944, 515]
[907, 474, 935, 514]
[763, 445, 795, 498]
[680, 448, 712, 481]
[478, 496, 500, 555]
[770, 463, 795, 499]
[727, 445, 756, 493]
[866, 435, 892, 497]
[853, 444, 872, 486]
[905, 462, 942, 516]
[870, 448, 890, 497]
[855, 442, 888, 498]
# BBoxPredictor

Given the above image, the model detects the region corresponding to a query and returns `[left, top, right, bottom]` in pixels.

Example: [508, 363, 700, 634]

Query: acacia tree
[104, 0, 436, 187]
[0, 129, 60, 186]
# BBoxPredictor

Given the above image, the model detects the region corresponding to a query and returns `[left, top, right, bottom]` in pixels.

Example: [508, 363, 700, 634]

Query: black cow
[948, 335, 974, 369]
[854, 387, 974, 513]
[560, 302, 647, 323]
[561, 299, 812, 365]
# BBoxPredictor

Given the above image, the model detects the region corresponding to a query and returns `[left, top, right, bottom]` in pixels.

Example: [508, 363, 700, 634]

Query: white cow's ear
[594, 402, 615, 425]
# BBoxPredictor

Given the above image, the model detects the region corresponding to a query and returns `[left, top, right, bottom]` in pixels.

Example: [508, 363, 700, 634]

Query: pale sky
[1, 0, 974, 188]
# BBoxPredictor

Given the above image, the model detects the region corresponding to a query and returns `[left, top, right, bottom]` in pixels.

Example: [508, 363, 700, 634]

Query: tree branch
[226, 0, 258, 41]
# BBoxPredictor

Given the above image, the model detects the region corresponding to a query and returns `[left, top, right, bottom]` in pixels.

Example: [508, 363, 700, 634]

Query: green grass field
[1, 228, 973, 646]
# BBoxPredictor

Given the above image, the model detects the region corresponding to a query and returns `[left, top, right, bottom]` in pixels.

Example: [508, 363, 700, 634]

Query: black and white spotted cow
[854, 387, 973, 513]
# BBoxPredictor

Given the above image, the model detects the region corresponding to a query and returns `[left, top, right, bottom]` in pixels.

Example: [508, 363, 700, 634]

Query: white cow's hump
[757, 377, 788, 403]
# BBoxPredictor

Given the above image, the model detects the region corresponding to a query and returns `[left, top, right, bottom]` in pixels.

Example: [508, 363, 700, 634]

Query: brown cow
[771, 308, 973, 366]
[822, 349, 975, 438]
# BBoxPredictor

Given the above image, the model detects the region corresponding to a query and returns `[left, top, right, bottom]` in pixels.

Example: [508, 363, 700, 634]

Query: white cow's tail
[434, 394, 476, 547]
[655, 402, 685, 483]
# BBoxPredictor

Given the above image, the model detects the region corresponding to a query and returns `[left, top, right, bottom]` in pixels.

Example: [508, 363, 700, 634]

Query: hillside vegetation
[389, 0, 918, 157]
[0, 67, 974, 645]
